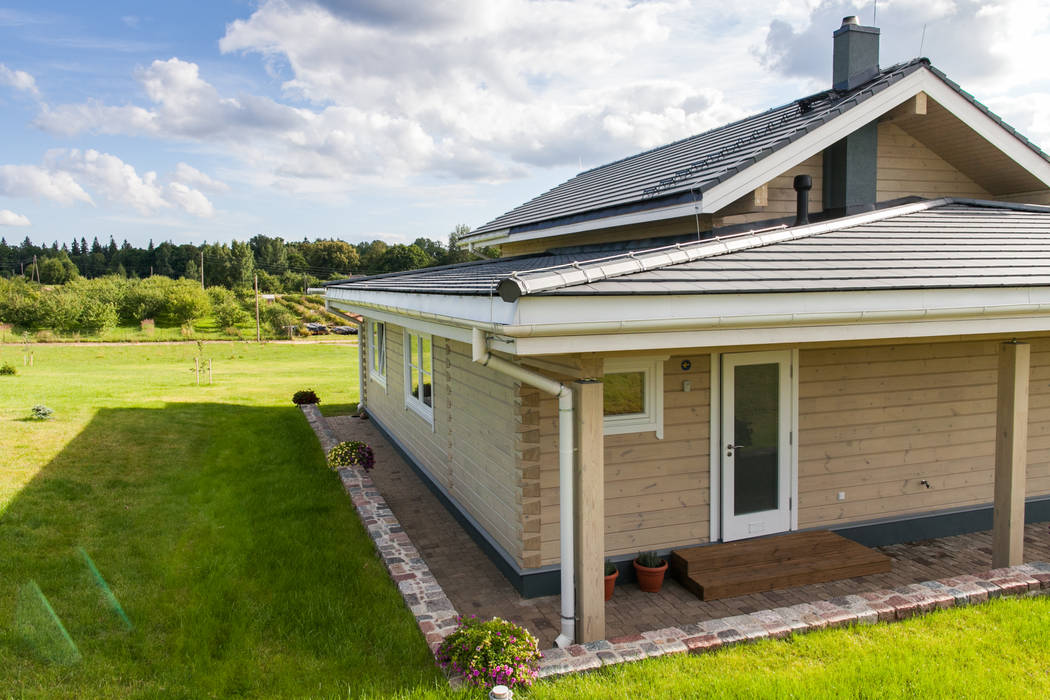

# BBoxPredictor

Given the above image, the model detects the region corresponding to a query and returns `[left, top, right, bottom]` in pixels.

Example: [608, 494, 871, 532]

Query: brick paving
[324, 411, 1050, 653]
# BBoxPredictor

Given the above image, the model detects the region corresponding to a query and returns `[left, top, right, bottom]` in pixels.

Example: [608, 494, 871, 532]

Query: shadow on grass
[0, 402, 441, 698]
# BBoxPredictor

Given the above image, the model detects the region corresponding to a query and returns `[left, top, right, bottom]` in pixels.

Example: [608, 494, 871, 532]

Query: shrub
[223, 326, 243, 339]
[30, 405, 53, 420]
[435, 616, 540, 689]
[0, 362, 15, 376]
[326, 440, 374, 471]
[180, 324, 195, 338]
[140, 318, 155, 335]
[265, 306, 297, 335]
[292, 389, 320, 405]
[34, 330, 56, 343]
[214, 300, 250, 329]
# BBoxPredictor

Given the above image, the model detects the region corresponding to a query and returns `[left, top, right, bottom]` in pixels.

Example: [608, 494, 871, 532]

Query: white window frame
[403, 330, 434, 424]
[369, 320, 386, 389]
[603, 357, 665, 439]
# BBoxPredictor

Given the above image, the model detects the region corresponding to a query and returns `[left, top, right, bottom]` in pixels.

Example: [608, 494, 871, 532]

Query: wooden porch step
[669, 530, 892, 601]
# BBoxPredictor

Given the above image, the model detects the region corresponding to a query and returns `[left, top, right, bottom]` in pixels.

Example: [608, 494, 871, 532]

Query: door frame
[709, 349, 799, 543]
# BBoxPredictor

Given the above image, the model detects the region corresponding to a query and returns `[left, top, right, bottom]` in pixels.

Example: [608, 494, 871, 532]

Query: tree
[37, 252, 79, 284]
[356, 240, 388, 273]
[445, 224, 473, 266]
[377, 244, 431, 273]
[250, 235, 289, 275]
[302, 239, 359, 277]
[229, 240, 255, 289]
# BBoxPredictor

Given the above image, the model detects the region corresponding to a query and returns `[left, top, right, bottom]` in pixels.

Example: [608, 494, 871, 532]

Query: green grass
[3, 345, 1050, 698]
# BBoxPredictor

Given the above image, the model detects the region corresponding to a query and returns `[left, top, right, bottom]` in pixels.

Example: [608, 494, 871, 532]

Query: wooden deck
[669, 530, 892, 601]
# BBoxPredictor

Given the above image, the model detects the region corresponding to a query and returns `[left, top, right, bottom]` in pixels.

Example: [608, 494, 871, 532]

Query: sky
[0, 0, 1048, 248]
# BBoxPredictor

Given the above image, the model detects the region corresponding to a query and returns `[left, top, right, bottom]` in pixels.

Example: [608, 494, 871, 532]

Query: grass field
[2, 344, 1050, 698]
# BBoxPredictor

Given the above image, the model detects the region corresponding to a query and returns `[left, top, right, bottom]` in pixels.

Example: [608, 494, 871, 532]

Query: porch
[327, 412, 1050, 650]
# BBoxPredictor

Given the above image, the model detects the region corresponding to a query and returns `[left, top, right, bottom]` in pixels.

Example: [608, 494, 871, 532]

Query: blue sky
[1, 0, 1048, 248]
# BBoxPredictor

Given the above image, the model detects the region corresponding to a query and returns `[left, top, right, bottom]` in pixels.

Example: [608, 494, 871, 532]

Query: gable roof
[329, 198, 1050, 299]
[462, 59, 1050, 244]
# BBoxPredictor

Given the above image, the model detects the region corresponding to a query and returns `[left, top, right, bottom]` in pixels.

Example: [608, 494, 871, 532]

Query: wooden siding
[876, 122, 990, 201]
[715, 154, 824, 227]
[537, 356, 710, 564]
[364, 324, 524, 563]
[797, 338, 1050, 528]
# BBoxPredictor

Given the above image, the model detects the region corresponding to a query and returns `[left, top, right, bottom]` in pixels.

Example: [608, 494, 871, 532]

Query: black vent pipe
[793, 174, 812, 226]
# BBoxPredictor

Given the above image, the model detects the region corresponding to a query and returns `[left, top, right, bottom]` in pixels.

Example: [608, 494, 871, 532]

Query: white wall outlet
[837, 491, 846, 501]
[682, 380, 692, 392]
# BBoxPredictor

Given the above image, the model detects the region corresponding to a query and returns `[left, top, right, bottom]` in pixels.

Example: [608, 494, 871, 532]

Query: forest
[0, 225, 489, 292]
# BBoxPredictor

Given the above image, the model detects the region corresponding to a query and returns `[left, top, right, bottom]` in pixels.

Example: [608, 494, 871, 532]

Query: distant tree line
[0, 224, 491, 291]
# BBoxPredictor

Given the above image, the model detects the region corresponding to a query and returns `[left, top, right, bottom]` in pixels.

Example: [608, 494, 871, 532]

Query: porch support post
[574, 373, 605, 643]
[993, 341, 1029, 568]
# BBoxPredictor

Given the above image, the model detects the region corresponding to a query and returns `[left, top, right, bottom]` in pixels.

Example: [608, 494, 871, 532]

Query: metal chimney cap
[841, 15, 859, 26]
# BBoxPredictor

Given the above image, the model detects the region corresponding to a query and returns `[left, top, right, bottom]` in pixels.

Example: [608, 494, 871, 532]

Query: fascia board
[513, 286, 1050, 327]
[699, 71, 929, 213]
[326, 287, 519, 341]
[919, 79, 1050, 188]
[509, 314, 1050, 355]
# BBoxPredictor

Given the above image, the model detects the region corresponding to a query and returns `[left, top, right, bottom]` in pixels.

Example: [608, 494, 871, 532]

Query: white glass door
[721, 351, 793, 542]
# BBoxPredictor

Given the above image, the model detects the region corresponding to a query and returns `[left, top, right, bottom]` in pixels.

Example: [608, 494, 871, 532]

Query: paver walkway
[329, 413, 1050, 649]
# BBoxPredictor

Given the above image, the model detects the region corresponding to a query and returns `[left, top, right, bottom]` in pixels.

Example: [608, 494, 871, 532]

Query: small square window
[603, 358, 664, 438]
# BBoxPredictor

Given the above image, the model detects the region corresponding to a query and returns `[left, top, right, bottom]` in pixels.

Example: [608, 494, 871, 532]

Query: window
[369, 321, 386, 387]
[603, 357, 664, 438]
[404, 331, 433, 422]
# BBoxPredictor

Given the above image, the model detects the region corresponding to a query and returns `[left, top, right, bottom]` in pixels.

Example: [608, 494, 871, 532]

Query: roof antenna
[873, 0, 877, 25]
[919, 24, 927, 56]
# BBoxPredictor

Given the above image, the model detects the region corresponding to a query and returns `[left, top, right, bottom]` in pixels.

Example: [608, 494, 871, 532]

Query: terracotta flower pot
[604, 569, 618, 601]
[633, 559, 668, 593]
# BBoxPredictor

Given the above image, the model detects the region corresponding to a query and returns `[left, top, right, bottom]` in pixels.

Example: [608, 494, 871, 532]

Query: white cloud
[0, 150, 214, 218]
[33, 0, 757, 190]
[167, 182, 215, 217]
[0, 63, 40, 97]
[0, 164, 93, 205]
[46, 148, 168, 214]
[758, 0, 1050, 94]
[23, 0, 1050, 205]
[173, 162, 230, 193]
[0, 209, 31, 226]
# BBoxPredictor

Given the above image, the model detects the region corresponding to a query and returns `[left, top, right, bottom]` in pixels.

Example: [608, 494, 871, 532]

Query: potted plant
[633, 550, 668, 593]
[604, 560, 618, 601]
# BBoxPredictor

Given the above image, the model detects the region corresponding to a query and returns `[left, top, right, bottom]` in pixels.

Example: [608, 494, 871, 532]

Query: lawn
[2, 344, 1050, 698]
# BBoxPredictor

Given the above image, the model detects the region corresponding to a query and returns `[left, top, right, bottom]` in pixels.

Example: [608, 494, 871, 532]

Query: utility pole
[200, 251, 205, 290]
[254, 274, 261, 343]
[32, 255, 38, 282]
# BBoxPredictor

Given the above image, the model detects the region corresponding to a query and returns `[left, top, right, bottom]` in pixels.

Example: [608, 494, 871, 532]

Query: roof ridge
[495, 197, 951, 301]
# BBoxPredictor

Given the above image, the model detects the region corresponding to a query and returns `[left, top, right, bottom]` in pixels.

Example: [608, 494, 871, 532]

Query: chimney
[823, 16, 880, 216]
[833, 16, 880, 91]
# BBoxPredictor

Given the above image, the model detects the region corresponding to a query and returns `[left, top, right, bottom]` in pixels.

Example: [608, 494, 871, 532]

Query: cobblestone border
[300, 404, 460, 655]
[300, 406, 1050, 682]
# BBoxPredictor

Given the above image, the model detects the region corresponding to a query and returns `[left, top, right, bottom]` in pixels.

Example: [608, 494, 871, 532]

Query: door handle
[726, 444, 745, 456]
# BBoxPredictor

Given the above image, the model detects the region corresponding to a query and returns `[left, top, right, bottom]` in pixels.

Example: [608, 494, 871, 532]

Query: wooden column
[993, 341, 1029, 568]
[573, 374, 605, 643]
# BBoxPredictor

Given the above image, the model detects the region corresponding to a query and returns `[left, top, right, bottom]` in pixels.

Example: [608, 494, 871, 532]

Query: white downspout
[471, 328, 576, 648]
